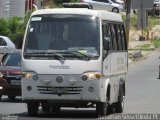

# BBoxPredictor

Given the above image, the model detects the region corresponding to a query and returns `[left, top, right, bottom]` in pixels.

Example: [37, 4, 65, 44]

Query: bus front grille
[37, 86, 83, 95]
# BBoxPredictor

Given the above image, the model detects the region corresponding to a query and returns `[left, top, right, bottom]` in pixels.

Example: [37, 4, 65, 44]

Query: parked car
[148, 0, 160, 16]
[0, 50, 21, 100]
[80, 0, 125, 13]
[0, 36, 16, 54]
[111, 0, 124, 5]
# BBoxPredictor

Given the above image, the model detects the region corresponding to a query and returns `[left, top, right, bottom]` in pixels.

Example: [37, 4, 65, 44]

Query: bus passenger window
[120, 25, 127, 50]
[102, 24, 111, 55]
[110, 24, 118, 51]
[114, 24, 122, 50]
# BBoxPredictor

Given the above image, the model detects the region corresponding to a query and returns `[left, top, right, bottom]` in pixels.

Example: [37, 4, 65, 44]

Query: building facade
[0, 0, 25, 19]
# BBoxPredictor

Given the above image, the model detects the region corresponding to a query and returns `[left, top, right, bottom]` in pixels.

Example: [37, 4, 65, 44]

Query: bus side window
[120, 24, 127, 50]
[110, 24, 118, 51]
[114, 24, 122, 50]
[102, 23, 111, 56]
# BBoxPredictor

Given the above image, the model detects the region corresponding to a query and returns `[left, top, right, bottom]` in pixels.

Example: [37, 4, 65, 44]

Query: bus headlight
[22, 72, 34, 79]
[82, 72, 103, 81]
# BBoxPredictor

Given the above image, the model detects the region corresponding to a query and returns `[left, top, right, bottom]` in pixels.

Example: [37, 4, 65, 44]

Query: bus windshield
[24, 14, 100, 59]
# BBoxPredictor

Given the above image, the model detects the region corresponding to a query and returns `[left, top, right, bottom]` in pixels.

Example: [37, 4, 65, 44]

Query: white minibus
[21, 4, 128, 116]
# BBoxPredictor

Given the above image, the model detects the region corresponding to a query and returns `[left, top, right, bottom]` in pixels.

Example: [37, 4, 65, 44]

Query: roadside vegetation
[134, 44, 152, 50]
[123, 12, 160, 50]
[132, 39, 160, 51]
[0, 11, 31, 48]
[0, 17, 25, 43]
[153, 38, 160, 48]
[122, 13, 160, 30]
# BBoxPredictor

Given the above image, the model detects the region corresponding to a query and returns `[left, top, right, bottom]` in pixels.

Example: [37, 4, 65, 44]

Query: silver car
[113, 0, 125, 4]
[0, 36, 15, 53]
[80, 0, 125, 13]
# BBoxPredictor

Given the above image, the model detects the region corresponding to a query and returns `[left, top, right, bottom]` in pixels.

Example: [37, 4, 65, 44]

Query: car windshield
[24, 14, 100, 59]
[3, 53, 21, 66]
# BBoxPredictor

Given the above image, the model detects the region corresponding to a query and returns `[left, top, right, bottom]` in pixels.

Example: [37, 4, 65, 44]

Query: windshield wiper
[51, 52, 65, 61]
[24, 52, 65, 61]
[61, 51, 91, 60]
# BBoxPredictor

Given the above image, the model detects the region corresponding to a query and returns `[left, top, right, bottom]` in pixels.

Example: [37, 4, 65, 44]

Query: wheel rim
[113, 8, 119, 13]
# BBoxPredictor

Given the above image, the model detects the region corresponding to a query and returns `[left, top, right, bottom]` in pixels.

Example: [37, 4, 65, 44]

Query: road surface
[0, 51, 160, 120]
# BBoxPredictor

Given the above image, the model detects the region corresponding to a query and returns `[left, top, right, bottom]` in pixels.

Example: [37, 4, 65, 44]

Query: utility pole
[125, 0, 131, 48]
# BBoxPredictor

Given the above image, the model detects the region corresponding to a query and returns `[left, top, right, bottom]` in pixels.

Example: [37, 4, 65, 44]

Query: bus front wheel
[42, 103, 50, 112]
[27, 102, 39, 116]
[115, 87, 125, 113]
[96, 102, 108, 116]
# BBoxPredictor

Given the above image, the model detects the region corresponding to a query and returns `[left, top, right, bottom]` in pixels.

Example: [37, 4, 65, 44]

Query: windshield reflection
[24, 14, 100, 59]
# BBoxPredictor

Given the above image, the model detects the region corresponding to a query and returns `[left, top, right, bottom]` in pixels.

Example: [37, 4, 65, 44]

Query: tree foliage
[0, 19, 10, 36]
[0, 13, 31, 49]
[53, 0, 79, 4]
[0, 17, 25, 42]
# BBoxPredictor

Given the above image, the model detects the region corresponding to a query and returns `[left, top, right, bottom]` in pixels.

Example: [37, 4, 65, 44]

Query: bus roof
[31, 8, 123, 22]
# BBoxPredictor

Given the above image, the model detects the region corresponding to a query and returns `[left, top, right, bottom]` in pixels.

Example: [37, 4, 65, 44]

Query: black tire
[115, 87, 125, 113]
[112, 7, 119, 13]
[8, 96, 16, 100]
[96, 101, 108, 116]
[52, 106, 61, 113]
[107, 105, 113, 115]
[42, 103, 50, 112]
[27, 102, 39, 116]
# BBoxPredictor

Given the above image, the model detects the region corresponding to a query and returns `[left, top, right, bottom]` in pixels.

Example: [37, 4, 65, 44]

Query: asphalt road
[0, 51, 160, 120]
[124, 50, 160, 114]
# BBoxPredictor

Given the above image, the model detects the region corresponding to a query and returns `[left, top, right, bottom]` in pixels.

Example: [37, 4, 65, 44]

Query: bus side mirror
[103, 37, 111, 51]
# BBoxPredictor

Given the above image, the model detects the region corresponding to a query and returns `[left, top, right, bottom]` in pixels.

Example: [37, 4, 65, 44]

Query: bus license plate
[11, 80, 21, 85]
[51, 88, 68, 94]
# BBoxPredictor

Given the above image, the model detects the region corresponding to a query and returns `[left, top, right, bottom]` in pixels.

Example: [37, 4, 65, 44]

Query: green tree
[0, 19, 10, 36]
[7, 17, 23, 42]
[0, 15, 29, 49]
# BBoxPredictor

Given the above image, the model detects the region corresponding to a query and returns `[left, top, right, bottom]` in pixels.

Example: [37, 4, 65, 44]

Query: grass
[122, 14, 137, 29]
[148, 16, 160, 29]
[132, 44, 154, 51]
[132, 38, 160, 50]
[122, 13, 160, 30]
[135, 44, 151, 49]
[130, 14, 137, 29]
[153, 38, 160, 48]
